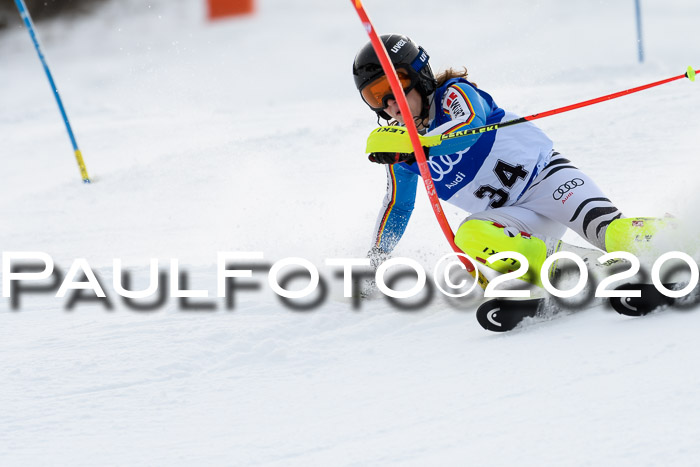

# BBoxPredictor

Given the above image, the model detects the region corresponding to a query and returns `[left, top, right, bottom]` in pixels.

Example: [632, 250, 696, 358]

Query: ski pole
[14, 0, 91, 183]
[367, 66, 698, 154]
[446, 66, 698, 138]
[350, 0, 490, 290]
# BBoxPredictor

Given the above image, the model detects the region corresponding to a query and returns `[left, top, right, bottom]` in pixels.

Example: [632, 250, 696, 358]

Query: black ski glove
[368, 146, 430, 165]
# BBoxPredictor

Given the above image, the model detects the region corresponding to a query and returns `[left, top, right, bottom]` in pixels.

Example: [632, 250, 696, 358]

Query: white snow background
[1, 0, 700, 465]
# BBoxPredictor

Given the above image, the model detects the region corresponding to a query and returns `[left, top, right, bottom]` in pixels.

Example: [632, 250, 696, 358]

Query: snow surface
[1, 0, 700, 465]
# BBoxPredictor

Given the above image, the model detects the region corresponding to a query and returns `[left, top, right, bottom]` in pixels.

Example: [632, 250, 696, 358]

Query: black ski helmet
[353, 34, 437, 121]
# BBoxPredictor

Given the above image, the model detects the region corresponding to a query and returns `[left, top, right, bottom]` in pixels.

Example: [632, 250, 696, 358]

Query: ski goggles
[360, 69, 415, 111]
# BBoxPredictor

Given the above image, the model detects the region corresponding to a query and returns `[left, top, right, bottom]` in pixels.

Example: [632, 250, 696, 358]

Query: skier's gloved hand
[368, 152, 414, 165]
[367, 147, 430, 166]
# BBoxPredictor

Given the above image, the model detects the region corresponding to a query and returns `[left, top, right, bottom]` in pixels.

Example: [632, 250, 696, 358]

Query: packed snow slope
[1, 0, 700, 465]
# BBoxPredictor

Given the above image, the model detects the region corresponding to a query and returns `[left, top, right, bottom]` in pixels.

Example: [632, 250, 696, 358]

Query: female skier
[352, 34, 671, 291]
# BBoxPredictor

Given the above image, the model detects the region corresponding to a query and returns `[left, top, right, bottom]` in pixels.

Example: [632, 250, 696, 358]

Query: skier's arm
[370, 163, 418, 256]
[424, 82, 490, 156]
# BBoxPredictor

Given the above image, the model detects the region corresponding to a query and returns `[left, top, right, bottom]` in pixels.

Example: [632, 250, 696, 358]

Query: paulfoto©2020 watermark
[1, 250, 698, 311]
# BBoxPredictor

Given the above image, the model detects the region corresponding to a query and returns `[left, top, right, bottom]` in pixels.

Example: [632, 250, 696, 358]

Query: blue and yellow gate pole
[14, 0, 91, 183]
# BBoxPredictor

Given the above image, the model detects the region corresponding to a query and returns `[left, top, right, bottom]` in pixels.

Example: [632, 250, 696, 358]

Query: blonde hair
[435, 67, 476, 88]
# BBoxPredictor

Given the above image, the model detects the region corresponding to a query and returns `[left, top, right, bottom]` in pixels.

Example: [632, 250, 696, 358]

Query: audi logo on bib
[428, 153, 463, 182]
[552, 178, 585, 200]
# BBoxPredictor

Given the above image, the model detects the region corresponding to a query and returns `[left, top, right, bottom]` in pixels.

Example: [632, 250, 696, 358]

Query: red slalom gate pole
[349, 0, 489, 289]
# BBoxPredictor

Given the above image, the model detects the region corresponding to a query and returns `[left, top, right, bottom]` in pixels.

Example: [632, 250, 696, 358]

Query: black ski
[477, 283, 684, 333]
[610, 283, 676, 316]
[476, 297, 545, 332]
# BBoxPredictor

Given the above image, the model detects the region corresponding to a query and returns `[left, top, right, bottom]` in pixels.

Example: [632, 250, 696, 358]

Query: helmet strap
[377, 110, 392, 121]
[417, 91, 433, 126]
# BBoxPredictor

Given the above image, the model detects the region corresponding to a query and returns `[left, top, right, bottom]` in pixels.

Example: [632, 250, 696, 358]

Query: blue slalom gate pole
[634, 0, 644, 63]
[14, 0, 91, 183]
